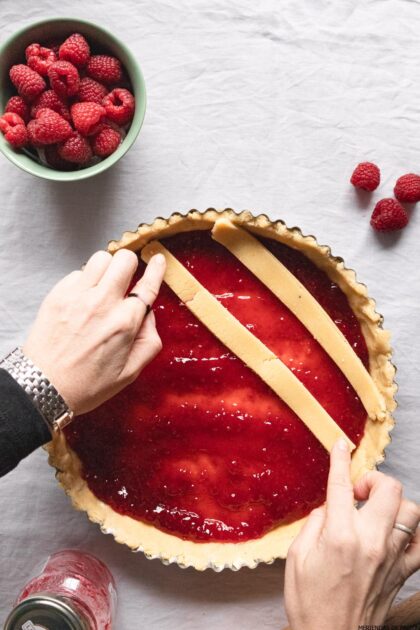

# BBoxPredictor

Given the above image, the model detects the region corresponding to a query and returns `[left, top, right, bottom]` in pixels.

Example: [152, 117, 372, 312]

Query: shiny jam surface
[65, 230, 369, 542]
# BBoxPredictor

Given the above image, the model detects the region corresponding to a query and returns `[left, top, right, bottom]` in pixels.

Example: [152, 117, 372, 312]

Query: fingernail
[153, 253, 166, 265]
[336, 438, 348, 452]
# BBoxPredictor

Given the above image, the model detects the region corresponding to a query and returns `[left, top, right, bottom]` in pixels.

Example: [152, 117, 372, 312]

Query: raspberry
[27, 108, 73, 145]
[92, 126, 121, 157]
[48, 60, 80, 98]
[350, 162, 380, 191]
[25, 43, 57, 76]
[370, 198, 408, 232]
[31, 90, 71, 121]
[394, 173, 420, 203]
[0, 112, 28, 148]
[27, 122, 37, 146]
[5, 96, 30, 123]
[44, 145, 73, 170]
[59, 33, 90, 68]
[9, 64, 46, 101]
[77, 77, 108, 104]
[71, 102, 106, 136]
[102, 88, 135, 125]
[86, 55, 122, 84]
[58, 131, 93, 164]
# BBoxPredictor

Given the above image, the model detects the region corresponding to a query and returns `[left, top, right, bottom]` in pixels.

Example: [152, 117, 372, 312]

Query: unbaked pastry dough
[48, 209, 396, 571]
[212, 218, 386, 421]
[141, 240, 356, 453]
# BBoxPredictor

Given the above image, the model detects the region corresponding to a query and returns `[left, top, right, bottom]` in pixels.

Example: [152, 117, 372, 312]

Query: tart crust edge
[47, 208, 396, 571]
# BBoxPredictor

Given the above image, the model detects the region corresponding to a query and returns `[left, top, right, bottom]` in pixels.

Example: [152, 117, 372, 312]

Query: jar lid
[4, 595, 89, 630]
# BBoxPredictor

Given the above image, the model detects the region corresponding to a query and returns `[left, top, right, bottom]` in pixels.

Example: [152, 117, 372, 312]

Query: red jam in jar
[15, 550, 117, 629]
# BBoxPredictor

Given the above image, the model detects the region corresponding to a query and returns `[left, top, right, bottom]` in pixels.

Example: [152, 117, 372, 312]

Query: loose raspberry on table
[9, 64, 46, 101]
[58, 131, 93, 164]
[394, 173, 420, 203]
[0, 112, 28, 148]
[370, 198, 408, 232]
[87, 55, 122, 84]
[59, 33, 90, 68]
[25, 43, 57, 76]
[78, 77, 108, 104]
[31, 90, 71, 121]
[5, 96, 30, 123]
[71, 101, 106, 136]
[27, 107, 73, 145]
[92, 125, 121, 157]
[350, 162, 380, 191]
[48, 60, 80, 98]
[102, 88, 135, 125]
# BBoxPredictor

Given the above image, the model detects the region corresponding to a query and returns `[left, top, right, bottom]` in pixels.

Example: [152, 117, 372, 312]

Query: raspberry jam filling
[65, 230, 369, 543]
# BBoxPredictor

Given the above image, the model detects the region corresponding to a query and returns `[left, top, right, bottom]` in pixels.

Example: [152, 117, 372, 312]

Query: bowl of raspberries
[0, 18, 146, 180]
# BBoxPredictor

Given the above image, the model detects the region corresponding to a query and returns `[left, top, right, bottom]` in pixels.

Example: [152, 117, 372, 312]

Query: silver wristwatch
[0, 347, 74, 432]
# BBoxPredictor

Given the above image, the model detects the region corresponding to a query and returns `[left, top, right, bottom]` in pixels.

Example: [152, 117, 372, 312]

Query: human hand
[23, 249, 166, 415]
[284, 439, 420, 630]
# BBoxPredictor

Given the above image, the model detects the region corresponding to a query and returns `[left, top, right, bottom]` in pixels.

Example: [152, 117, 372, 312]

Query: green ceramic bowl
[0, 17, 146, 181]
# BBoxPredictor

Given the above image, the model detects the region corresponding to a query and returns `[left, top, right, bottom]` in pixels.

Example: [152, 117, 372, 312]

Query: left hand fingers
[98, 249, 139, 299]
[128, 253, 166, 312]
[82, 250, 112, 286]
[121, 311, 163, 382]
[121, 253, 167, 333]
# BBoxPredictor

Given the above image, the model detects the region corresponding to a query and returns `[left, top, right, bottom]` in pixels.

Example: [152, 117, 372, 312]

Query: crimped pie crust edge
[47, 208, 396, 571]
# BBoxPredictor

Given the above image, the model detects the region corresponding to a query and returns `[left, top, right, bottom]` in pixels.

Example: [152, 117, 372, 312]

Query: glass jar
[5, 550, 117, 630]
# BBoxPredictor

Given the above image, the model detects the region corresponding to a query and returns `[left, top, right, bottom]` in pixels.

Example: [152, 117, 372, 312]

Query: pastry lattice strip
[142, 240, 356, 453]
[211, 218, 386, 422]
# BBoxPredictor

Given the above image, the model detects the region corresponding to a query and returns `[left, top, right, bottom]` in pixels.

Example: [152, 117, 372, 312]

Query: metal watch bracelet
[0, 347, 74, 432]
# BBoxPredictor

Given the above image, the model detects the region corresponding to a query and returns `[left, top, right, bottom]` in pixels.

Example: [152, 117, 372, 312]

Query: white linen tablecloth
[0, 1, 419, 627]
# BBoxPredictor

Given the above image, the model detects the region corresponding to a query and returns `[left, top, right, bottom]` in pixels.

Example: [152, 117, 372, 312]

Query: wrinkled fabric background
[1, 0, 420, 627]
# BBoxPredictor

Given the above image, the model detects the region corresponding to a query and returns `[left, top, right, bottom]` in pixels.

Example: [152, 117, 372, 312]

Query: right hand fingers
[404, 528, 420, 577]
[290, 505, 326, 555]
[353, 471, 402, 535]
[325, 439, 355, 532]
[392, 499, 420, 552]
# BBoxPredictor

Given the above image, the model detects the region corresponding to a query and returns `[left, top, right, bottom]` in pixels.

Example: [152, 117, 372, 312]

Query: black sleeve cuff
[0, 368, 51, 477]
